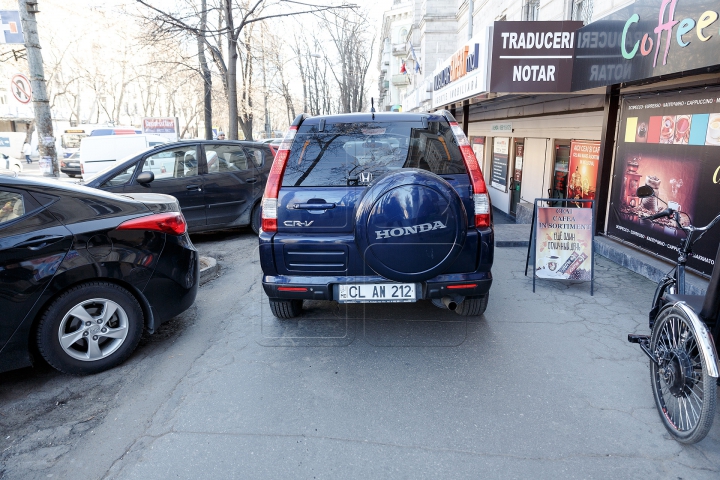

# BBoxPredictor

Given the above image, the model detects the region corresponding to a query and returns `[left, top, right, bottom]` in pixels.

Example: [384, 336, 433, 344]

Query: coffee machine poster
[535, 206, 593, 280]
[607, 87, 720, 276]
[566, 140, 600, 208]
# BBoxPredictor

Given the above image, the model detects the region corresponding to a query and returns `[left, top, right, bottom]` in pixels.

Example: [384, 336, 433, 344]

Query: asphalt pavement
[0, 227, 718, 479]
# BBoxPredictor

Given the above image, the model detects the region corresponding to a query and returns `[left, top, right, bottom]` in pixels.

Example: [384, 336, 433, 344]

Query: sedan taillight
[117, 212, 187, 235]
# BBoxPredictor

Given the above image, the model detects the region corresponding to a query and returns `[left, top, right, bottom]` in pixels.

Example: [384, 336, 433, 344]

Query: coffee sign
[572, 0, 720, 91]
[490, 21, 583, 93]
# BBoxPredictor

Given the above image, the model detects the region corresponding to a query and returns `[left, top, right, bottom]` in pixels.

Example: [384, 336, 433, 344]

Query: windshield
[82, 146, 154, 183]
[61, 133, 87, 149]
[282, 120, 465, 187]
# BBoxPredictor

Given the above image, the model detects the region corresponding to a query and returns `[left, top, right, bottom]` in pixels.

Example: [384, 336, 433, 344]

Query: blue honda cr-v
[258, 111, 493, 318]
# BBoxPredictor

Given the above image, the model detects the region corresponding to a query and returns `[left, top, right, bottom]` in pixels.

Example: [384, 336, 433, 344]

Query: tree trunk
[19, 0, 58, 176]
[225, 0, 239, 139]
[198, 0, 213, 139]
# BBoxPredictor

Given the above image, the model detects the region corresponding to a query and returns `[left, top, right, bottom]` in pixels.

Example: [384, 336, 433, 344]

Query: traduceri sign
[11, 73, 31, 104]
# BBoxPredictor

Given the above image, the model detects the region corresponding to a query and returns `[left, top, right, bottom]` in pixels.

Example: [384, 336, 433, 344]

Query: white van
[79, 134, 168, 177]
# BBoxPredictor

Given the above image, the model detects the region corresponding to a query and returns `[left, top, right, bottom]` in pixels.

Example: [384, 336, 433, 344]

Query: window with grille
[571, 0, 593, 24]
[523, 0, 540, 21]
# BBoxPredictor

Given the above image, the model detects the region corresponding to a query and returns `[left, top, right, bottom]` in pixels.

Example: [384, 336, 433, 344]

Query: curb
[199, 256, 219, 285]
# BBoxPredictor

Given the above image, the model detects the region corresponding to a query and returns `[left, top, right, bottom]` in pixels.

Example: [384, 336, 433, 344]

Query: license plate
[338, 283, 416, 303]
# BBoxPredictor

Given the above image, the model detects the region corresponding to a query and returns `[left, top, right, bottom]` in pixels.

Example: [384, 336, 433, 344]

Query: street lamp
[264, 52, 321, 137]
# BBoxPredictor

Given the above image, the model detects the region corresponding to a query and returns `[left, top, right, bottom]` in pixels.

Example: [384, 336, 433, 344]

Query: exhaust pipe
[441, 296, 457, 311]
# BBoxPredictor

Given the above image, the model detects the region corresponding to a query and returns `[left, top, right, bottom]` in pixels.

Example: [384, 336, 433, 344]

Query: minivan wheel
[251, 203, 262, 235]
[36, 282, 144, 375]
[454, 294, 489, 317]
[269, 299, 303, 319]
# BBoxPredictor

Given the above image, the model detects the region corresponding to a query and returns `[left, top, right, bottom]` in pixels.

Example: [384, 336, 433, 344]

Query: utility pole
[18, 0, 58, 177]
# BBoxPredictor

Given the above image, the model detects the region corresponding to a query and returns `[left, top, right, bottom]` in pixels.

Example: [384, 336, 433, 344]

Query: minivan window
[282, 121, 466, 187]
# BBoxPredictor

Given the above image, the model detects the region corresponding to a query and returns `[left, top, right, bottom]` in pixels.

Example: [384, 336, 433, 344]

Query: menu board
[491, 137, 509, 192]
[535, 206, 593, 280]
[607, 87, 720, 276]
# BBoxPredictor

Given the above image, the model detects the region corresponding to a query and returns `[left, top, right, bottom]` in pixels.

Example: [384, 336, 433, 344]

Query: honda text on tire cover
[258, 111, 494, 319]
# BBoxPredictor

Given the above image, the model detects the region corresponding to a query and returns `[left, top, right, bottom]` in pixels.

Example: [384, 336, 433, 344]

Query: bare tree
[137, 0, 356, 140]
[322, 9, 375, 113]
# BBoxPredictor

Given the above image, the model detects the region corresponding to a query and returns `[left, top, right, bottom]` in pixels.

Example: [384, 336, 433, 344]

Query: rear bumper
[263, 272, 492, 301]
[142, 233, 199, 325]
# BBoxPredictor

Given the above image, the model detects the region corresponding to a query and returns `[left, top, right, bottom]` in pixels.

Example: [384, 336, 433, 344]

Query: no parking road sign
[11, 74, 31, 104]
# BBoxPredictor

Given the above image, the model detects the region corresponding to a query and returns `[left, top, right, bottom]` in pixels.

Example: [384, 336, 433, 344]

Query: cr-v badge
[375, 221, 446, 239]
[284, 220, 314, 227]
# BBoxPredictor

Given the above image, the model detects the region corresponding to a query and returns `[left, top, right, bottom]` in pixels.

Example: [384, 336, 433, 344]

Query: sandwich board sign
[525, 198, 595, 295]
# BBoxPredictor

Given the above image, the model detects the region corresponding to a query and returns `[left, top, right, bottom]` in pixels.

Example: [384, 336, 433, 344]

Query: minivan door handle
[293, 203, 336, 210]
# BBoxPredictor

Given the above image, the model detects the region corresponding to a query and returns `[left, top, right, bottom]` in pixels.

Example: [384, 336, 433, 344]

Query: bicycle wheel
[650, 306, 717, 443]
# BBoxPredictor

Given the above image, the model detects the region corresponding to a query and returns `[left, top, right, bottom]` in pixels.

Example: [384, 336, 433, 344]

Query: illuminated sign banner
[432, 29, 489, 109]
[490, 21, 583, 93]
[572, 0, 720, 91]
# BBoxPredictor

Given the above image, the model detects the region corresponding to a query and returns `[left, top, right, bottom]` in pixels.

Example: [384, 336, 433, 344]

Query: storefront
[571, 0, 720, 276]
[445, 21, 604, 220]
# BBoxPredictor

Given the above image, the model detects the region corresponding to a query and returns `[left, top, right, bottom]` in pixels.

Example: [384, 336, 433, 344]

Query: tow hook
[628, 334, 659, 365]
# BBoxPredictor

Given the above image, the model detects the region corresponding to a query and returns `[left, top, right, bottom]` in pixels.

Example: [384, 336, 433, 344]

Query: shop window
[550, 140, 571, 203]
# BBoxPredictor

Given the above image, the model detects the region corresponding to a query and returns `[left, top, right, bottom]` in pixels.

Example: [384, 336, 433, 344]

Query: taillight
[449, 121, 491, 228]
[261, 126, 298, 233]
[117, 212, 187, 235]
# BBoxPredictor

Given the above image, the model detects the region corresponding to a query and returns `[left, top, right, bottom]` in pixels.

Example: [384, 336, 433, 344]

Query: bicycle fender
[660, 302, 719, 378]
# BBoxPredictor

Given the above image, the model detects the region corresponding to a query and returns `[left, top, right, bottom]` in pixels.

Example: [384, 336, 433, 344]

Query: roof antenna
[371, 97, 375, 120]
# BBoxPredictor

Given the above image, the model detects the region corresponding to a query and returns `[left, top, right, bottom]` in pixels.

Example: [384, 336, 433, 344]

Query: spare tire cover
[355, 169, 467, 282]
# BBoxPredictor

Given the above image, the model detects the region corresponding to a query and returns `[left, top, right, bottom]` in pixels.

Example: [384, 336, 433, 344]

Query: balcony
[392, 74, 410, 86]
[392, 43, 407, 56]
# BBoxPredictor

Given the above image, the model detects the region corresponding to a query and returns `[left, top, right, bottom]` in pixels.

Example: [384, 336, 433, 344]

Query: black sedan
[0, 176, 198, 375]
[84, 140, 271, 234]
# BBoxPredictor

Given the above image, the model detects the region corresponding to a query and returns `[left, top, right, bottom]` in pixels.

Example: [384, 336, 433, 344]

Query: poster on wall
[607, 88, 720, 276]
[491, 137, 509, 192]
[566, 140, 600, 207]
[470, 136, 485, 169]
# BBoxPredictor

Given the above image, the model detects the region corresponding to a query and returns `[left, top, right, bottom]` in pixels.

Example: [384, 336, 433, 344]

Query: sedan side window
[103, 163, 138, 187]
[0, 191, 25, 225]
[143, 146, 198, 180]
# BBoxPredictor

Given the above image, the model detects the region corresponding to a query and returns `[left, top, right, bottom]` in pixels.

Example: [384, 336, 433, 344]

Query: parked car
[79, 134, 168, 177]
[0, 176, 198, 375]
[84, 140, 272, 234]
[2, 153, 22, 174]
[60, 151, 81, 177]
[259, 111, 494, 318]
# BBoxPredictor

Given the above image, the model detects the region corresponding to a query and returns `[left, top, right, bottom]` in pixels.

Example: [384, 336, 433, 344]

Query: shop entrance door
[520, 138, 549, 205]
[509, 139, 524, 216]
[549, 140, 571, 206]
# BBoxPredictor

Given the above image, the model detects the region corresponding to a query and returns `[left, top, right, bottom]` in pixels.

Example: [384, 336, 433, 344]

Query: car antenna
[371, 97, 375, 120]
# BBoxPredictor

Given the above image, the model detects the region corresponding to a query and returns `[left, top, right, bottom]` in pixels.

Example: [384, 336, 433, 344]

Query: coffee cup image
[636, 122, 648, 143]
[674, 115, 691, 144]
[706, 114, 720, 145]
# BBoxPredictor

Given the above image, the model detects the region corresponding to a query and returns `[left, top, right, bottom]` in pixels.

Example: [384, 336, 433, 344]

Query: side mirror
[137, 171, 154, 184]
[636, 185, 654, 198]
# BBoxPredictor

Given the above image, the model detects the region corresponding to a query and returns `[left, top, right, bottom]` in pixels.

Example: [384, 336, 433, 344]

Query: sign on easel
[525, 198, 595, 295]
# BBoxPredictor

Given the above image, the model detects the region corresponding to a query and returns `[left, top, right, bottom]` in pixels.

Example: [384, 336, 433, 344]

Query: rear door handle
[186, 184, 202, 191]
[245, 178, 258, 184]
[12, 235, 65, 250]
[292, 203, 336, 210]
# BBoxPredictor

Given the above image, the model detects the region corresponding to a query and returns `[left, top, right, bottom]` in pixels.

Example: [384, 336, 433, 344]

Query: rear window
[282, 121, 465, 187]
